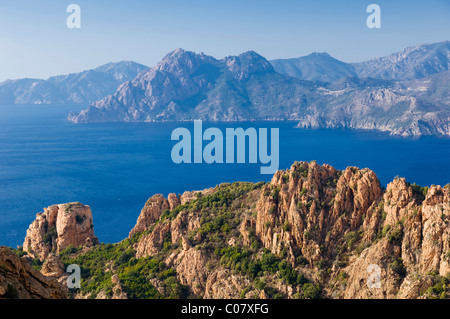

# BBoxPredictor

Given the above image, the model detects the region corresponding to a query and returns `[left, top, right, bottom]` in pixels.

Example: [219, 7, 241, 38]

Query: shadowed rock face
[0, 246, 66, 299]
[23, 202, 98, 260]
[0, 61, 149, 105]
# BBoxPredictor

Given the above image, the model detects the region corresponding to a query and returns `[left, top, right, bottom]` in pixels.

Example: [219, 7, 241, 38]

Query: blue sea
[1, 104, 449, 247]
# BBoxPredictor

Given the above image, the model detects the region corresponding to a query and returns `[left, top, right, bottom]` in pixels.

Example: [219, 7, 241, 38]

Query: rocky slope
[4, 161, 449, 299]
[0, 246, 66, 299]
[272, 41, 450, 82]
[271, 52, 358, 82]
[296, 74, 450, 137]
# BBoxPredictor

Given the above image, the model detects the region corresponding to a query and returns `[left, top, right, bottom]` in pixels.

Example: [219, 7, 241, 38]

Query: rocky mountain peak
[223, 50, 275, 81]
[155, 48, 218, 75]
[2, 161, 449, 299]
[353, 41, 450, 80]
[308, 52, 332, 58]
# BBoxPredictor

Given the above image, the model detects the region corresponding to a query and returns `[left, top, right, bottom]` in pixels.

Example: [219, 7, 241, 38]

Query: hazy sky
[0, 0, 449, 81]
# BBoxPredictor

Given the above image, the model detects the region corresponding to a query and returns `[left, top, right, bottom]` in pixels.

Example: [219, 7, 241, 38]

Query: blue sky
[0, 0, 449, 81]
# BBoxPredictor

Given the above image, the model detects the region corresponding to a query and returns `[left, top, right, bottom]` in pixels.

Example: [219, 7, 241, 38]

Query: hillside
[271, 41, 450, 82]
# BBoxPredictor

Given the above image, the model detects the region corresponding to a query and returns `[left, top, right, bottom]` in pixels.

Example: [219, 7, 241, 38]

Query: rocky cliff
[23, 202, 98, 261]
[3, 161, 450, 299]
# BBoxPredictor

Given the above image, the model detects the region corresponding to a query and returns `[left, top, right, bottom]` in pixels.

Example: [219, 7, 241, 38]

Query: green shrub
[300, 188, 307, 197]
[388, 227, 403, 245]
[43, 226, 57, 245]
[389, 258, 406, 277]
[301, 283, 320, 299]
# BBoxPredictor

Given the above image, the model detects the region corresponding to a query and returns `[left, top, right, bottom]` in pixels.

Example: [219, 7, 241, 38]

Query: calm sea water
[1, 104, 449, 247]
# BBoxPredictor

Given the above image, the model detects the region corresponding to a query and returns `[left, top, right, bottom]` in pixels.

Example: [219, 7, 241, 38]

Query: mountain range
[68, 42, 450, 137]
[272, 41, 450, 82]
[0, 61, 148, 104]
[2, 41, 449, 136]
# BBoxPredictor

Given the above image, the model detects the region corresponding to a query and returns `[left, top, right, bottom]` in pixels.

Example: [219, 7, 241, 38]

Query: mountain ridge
[0, 61, 149, 105]
[68, 44, 450, 137]
[1, 41, 449, 137]
[272, 41, 450, 82]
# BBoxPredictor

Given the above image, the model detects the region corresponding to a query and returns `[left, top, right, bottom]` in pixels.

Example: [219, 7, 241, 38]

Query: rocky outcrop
[0, 246, 66, 299]
[40, 254, 65, 278]
[129, 195, 171, 237]
[110, 274, 127, 299]
[204, 270, 254, 299]
[130, 188, 215, 238]
[7, 161, 450, 299]
[172, 244, 209, 296]
[23, 202, 98, 260]
[331, 178, 449, 299]
[134, 207, 202, 258]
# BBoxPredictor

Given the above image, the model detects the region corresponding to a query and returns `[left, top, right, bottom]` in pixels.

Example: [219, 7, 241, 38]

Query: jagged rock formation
[341, 179, 450, 298]
[129, 188, 215, 238]
[130, 161, 449, 299]
[23, 202, 98, 260]
[67, 43, 450, 137]
[0, 61, 148, 105]
[4, 161, 450, 299]
[0, 246, 66, 299]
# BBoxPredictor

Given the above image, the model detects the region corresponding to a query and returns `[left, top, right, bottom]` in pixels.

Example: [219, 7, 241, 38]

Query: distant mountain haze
[271, 41, 450, 82]
[352, 41, 450, 81]
[1, 41, 449, 136]
[270, 52, 358, 82]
